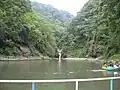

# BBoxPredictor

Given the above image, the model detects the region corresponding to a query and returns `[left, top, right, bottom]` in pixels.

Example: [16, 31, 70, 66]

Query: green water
[0, 60, 120, 90]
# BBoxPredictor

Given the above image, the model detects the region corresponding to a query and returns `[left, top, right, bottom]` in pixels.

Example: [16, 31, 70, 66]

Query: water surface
[0, 60, 120, 90]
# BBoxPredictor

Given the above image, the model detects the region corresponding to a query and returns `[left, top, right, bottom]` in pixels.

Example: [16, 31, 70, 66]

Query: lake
[0, 60, 120, 90]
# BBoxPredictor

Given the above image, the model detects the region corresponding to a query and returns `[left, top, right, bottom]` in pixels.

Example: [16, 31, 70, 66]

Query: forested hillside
[0, 0, 74, 57]
[31, 1, 74, 54]
[31, 2, 74, 22]
[1, 0, 119, 59]
[66, 0, 120, 59]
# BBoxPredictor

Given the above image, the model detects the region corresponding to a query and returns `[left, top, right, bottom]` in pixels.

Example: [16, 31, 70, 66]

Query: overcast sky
[31, 0, 88, 16]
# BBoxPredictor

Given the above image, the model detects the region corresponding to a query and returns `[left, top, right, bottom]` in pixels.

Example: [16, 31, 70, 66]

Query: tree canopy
[1, 0, 120, 59]
[0, 0, 73, 57]
[66, 0, 120, 59]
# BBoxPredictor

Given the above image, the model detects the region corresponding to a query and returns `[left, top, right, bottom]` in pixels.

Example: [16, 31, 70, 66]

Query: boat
[102, 66, 120, 71]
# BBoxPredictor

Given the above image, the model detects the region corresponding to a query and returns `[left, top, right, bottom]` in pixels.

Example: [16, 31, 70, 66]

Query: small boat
[102, 66, 120, 71]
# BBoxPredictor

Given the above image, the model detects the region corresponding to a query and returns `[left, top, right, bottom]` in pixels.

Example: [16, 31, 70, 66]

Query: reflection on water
[102, 71, 120, 77]
[0, 60, 120, 90]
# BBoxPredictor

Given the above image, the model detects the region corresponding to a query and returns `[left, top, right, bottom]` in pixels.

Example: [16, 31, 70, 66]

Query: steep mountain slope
[31, 2, 74, 22]
[31, 1, 75, 53]
[0, 0, 74, 57]
[66, 0, 120, 59]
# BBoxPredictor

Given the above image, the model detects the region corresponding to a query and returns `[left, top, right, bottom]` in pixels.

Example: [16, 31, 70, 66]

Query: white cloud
[31, 0, 88, 16]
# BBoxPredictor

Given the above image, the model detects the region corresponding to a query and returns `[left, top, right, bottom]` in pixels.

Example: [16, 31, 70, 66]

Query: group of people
[102, 61, 120, 68]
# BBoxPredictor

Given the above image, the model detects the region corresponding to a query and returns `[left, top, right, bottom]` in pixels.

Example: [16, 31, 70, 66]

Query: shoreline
[0, 56, 104, 62]
[0, 56, 51, 61]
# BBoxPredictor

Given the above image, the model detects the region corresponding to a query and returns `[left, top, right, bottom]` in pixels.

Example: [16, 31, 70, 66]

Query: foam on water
[90, 70, 106, 72]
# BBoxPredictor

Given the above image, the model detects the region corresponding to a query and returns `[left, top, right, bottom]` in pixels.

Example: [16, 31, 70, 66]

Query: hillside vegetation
[0, 0, 74, 57]
[1, 0, 120, 59]
[66, 0, 120, 59]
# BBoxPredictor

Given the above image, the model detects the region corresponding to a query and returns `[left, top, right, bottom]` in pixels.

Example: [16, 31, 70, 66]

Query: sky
[31, 0, 88, 16]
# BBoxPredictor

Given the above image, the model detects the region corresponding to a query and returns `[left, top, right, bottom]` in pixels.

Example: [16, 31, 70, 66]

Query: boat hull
[102, 66, 120, 71]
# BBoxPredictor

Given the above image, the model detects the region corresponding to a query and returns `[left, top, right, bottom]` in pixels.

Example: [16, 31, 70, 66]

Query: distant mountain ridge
[31, 2, 74, 22]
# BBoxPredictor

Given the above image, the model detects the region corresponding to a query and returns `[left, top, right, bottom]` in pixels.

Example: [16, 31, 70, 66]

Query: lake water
[0, 60, 120, 90]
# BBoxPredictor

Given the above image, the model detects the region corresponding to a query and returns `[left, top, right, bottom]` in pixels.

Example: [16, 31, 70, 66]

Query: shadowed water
[0, 60, 120, 90]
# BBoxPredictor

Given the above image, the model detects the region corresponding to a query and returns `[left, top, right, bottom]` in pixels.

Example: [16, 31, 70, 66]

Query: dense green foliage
[32, 2, 74, 22]
[67, 0, 120, 58]
[23, 12, 57, 56]
[0, 0, 73, 57]
[31, 1, 74, 52]
[0, 0, 31, 56]
[1, 0, 119, 59]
